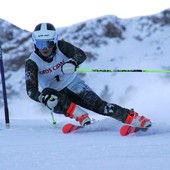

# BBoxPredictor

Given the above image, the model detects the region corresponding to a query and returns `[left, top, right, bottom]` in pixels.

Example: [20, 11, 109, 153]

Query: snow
[1, 92, 170, 170]
[1, 14, 170, 170]
[0, 115, 170, 170]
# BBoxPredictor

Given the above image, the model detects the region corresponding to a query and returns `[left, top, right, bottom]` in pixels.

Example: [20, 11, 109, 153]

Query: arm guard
[25, 59, 41, 102]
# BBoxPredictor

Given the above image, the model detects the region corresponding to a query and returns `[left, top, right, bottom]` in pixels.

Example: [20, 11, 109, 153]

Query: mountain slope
[0, 9, 170, 121]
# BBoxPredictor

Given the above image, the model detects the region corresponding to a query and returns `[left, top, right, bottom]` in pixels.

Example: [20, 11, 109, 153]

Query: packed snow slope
[1, 9, 170, 170]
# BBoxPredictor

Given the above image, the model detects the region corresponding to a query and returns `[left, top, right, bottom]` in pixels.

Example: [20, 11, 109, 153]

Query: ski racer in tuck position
[25, 23, 151, 128]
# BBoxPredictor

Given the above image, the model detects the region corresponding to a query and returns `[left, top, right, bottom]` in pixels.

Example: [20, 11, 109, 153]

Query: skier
[25, 23, 151, 128]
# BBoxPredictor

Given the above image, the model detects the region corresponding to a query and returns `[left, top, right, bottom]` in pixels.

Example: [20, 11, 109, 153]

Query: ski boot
[104, 103, 151, 128]
[65, 102, 91, 126]
[124, 109, 151, 128]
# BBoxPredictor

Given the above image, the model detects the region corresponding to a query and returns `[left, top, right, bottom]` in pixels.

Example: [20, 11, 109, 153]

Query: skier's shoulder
[58, 39, 74, 49]
[57, 39, 86, 63]
[27, 52, 43, 65]
[28, 51, 40, 60]
[25, 52, 38, 69]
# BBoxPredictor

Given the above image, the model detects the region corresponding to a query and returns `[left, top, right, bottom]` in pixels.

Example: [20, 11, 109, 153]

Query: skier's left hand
[61, 59, 77, 74]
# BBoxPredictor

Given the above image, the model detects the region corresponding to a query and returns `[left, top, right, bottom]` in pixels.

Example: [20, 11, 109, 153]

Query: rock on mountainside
[0, 9, 170, 107]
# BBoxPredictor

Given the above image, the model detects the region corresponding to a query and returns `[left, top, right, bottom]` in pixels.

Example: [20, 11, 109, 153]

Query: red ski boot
[124, 109, 151, 128]
[65, 102, 91, 126]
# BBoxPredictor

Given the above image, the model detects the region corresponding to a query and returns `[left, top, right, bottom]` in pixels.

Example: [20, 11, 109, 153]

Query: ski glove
[39, 89, 58, 110]
[61, 59, 77, 74]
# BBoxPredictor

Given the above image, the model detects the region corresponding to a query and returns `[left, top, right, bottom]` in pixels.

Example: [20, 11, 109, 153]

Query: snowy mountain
[1, 9, 170, 114]
[0, 9, 170, 170]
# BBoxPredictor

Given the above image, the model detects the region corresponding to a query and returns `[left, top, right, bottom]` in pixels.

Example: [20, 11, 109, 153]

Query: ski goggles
[35, 40, 55, 49]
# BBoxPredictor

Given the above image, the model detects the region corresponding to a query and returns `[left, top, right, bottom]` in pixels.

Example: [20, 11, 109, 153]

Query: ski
[62, 123, 83, 134]
[120, 125, 149, 136]
[62, 122, 151, 135]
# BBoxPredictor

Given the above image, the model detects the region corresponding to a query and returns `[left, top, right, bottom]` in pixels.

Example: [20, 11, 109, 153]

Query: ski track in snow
[1, 118, 170, 170]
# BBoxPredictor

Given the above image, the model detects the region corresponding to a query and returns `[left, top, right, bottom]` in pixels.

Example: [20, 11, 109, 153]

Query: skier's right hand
[39, 93, 58, 110]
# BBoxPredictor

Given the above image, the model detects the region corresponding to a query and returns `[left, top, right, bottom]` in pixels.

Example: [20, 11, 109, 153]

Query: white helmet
[32, 23, 58, 49]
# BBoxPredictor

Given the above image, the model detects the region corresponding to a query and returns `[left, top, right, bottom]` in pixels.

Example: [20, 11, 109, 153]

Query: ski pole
[76, 68, 170, 73]
[50, 109, 57, 127]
